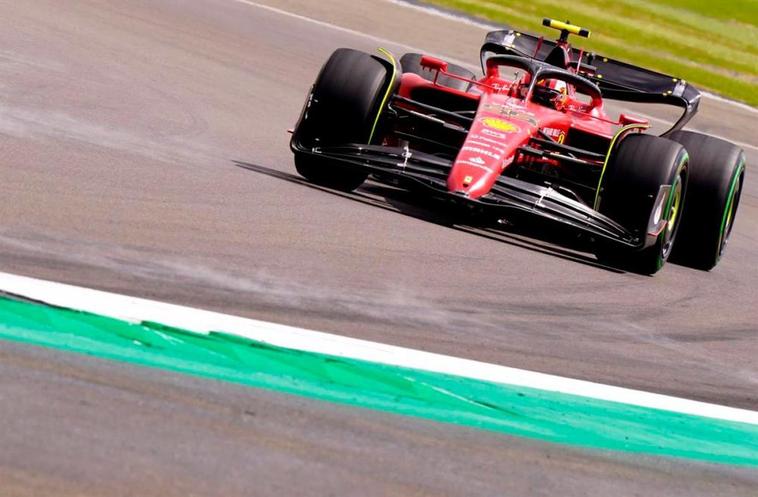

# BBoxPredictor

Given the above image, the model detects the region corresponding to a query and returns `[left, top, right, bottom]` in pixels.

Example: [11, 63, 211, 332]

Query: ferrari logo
[480, 117, 520, 133]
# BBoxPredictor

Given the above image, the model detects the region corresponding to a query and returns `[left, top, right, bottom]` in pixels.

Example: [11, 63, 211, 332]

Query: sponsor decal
[481, 103, 506, 114]
[480, 117, 520, 133]
[461, 146, 501, 159]
[496, 109, 538, 127]
[465, 140, 506, 154]
[480, 128, 507, 139]
[470, 134, 509, 147]
[463, 175, 473, 184]
[458, 161, 495, 172]
[481, 103, 538, 124]
[470, 156, 485, 165]
[543, 127, 566, 144]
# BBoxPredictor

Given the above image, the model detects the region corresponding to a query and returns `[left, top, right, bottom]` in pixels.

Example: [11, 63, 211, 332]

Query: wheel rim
[667, 180, 682, 235]
[661, 173, 684, 258]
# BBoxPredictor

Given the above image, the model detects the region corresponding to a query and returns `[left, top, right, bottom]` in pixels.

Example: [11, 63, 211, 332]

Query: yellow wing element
[542, 18, 591, 39]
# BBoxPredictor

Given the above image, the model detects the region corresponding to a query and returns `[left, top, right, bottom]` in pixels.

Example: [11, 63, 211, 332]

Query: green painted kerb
[1, 296, 757, 466]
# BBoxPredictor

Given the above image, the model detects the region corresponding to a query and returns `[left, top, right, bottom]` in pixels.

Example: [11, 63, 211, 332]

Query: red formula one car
[290, 19, 746, 274]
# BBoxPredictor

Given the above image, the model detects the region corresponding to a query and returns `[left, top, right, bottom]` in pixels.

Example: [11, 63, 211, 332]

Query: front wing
[291, 140, 641, 248]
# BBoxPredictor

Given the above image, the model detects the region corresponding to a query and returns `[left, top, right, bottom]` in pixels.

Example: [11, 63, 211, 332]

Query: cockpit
[481, 55, 602, 113]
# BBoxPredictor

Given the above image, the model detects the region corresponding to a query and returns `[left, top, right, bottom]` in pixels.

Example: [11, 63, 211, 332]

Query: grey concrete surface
[3, 342, 757, 497]
[0, 0, 756, 494]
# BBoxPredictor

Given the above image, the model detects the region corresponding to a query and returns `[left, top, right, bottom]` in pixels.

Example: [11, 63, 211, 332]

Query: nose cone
[448, 116, 526, 199]
[446, 157, 500, 198]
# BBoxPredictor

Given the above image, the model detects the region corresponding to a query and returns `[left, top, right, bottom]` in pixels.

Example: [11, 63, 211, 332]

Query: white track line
[702, 91, 758, 115]
[233, 0, 399, 48]
[386, 0, 499, 30]
[231, 0, 477, 76]
[383, 0, 758, 153]
[1, 271, 756, 425]
[387, 0, 758, 115]
[235, 0, 757, 153]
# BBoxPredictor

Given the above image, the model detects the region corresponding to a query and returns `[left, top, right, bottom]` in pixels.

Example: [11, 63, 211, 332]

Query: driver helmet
[533, 78, 569, 109]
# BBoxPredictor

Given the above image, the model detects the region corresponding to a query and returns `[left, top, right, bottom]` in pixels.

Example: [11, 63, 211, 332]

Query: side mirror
[419, 55, 449, 73]
[619, 113, 648, 126]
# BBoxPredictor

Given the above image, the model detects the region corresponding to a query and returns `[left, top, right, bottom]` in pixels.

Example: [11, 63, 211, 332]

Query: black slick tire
[293, 48, 393, 192]
[667, 130, 746, 270]
[596, 134, 689, 275]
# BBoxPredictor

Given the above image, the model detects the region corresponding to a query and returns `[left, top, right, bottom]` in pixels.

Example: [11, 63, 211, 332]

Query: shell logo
[480, 117, 520, 133]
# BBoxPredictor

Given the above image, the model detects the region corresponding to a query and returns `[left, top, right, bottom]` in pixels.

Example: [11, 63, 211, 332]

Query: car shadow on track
[233, 160, 625, 274]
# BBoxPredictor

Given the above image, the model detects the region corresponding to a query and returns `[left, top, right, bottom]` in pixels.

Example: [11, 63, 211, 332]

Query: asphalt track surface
[0, 0, 756, 495]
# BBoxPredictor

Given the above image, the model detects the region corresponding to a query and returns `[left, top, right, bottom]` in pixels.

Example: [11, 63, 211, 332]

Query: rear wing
[481, 29, 701, 133]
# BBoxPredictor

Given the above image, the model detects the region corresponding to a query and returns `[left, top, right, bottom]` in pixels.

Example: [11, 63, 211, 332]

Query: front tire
[292, 48, 394, 192]
[596, 134, 689, 274]
[667, 131, 746, 270]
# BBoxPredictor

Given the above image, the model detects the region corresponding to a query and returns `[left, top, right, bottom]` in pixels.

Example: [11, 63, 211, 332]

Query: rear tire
[399, 53, 476, 92]
[667, 130, 746, 270]
[293, 48, 393, 192]
[596, 134, 688, 274]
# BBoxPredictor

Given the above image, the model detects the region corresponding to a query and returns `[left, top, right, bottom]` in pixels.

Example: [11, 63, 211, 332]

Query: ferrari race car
[290, 18, 746, 274]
